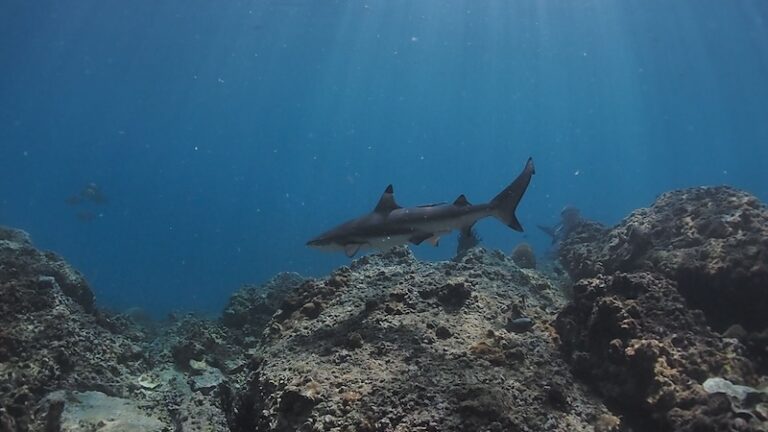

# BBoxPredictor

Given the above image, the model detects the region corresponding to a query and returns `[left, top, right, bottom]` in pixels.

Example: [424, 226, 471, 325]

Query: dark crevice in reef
[674, 267, 768, 333]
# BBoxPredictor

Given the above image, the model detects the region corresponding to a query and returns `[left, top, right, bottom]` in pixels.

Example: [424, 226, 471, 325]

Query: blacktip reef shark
[307, 157, 535, 257]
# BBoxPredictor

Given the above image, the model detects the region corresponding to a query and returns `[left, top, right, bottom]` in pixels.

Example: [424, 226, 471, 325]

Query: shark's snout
[306, 237, 328, 247]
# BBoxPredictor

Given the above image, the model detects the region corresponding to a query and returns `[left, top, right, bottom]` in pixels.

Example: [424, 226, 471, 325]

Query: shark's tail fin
[490, 157, 535, 231]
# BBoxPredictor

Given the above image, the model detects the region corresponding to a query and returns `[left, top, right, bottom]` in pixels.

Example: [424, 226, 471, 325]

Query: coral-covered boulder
[511, 243, 537, 269]
[228, 247, 618, 432]
[559, 187, 768, 331]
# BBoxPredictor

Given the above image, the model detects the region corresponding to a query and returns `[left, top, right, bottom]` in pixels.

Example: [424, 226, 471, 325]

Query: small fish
[81, 182, 108, 204]
[307, 158, 535, 257]
[67, 183, 108, 205]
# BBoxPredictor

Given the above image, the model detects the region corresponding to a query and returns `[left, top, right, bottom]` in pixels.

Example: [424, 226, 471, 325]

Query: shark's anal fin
[453, 194, 471, 206]
[344, 244, 362, 257]
[374, 185, 401, 214]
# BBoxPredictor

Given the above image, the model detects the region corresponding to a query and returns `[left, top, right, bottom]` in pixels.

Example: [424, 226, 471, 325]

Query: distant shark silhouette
[537, 205, 582, 245]
[307, 158, 535, 257]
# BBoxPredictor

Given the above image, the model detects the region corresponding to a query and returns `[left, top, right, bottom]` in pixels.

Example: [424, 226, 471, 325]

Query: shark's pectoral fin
[344, 244, 362, 257]
[428, 235, 440, 247]
[409, 232, 433, 245]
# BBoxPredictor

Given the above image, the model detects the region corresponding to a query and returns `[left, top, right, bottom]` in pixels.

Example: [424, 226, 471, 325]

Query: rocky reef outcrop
[555, 187, 768, 431]
[559, 186, 768, 332]
[227, 248, 615, 431]
[0, 227, 94, 312]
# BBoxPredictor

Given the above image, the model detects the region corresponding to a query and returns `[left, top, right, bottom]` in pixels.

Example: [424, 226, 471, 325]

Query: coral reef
[2, 185, 767, 432]
[1, 226, 617, 432]
[0, 226, 239, 432]
[0, 227, 142, 431]
[555, 272, 761, 431]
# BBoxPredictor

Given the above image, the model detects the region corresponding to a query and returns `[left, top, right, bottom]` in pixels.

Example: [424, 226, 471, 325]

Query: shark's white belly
[368, 234, 415, 251]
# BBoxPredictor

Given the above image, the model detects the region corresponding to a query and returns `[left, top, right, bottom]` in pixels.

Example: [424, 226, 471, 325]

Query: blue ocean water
[1, 1, 766, 317]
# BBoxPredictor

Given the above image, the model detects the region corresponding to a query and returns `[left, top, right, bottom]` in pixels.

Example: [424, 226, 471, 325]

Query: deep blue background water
[2, 0, 767, 316]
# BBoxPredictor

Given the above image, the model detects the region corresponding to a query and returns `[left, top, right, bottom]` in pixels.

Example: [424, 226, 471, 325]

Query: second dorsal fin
[374, 185, 401, 213]
[453, 194, 471, 207]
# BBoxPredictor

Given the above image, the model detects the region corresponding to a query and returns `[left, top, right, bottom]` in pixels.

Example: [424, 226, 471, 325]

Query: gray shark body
[307, 158, 535, 257]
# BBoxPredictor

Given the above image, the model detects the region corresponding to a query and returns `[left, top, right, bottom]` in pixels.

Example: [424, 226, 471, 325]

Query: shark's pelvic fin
[409, 232, 432, 245]
[374, 185, 401, 214]
[453, 194, 471, 206]
[410, 233, 441, 247]
[490, 157, 535, 231]
[344, 244, 362, 257]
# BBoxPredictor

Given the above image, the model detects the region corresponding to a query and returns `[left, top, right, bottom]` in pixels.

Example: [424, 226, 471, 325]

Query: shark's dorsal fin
[453, 194, 471, 207]
[374, 185, 401, 214]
